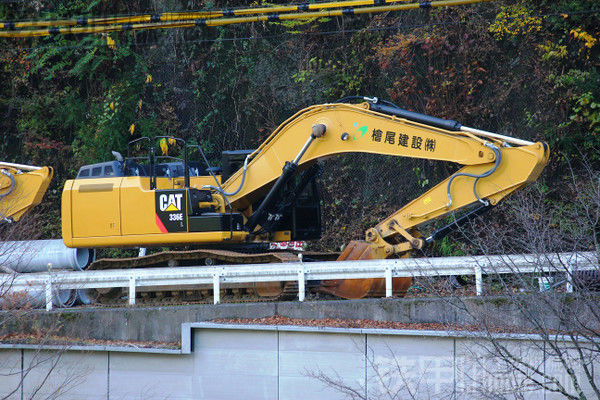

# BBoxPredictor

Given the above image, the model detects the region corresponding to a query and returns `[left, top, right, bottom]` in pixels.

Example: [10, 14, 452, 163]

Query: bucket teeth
[318, 240, 412, 299]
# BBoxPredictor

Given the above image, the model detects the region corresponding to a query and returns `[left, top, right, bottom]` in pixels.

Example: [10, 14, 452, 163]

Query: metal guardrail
[1, 252, 597, 310]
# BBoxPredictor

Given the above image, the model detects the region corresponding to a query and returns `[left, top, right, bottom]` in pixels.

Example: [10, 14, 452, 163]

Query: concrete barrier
[1, 295, 595, 343]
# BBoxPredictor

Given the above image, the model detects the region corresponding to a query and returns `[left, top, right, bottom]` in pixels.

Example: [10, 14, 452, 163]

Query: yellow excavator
[1, 99, 549, 299]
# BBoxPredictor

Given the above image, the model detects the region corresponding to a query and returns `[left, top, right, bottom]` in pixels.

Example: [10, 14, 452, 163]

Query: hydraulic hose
[0, 169, 16, 200]
[446, 142, 502, 208]
[0, 169, 16, 222]
[203, 154, 252, 197]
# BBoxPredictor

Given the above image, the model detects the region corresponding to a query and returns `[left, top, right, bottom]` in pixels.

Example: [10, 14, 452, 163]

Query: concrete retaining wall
[0, 324, 595, 400]
[0, 296, 584, 343]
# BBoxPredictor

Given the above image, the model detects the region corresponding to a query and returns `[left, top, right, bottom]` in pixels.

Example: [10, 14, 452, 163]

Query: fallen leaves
[212, 315, 479, 332]
[0, 332, 180, 349]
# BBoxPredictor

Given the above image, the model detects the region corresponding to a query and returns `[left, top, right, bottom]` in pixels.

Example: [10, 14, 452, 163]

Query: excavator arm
[221, 102, 548, 239]
[216, 102, 549, 297]
[0, 162, 53, 223]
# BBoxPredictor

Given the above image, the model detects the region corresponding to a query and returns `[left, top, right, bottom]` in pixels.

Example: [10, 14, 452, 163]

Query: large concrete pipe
[0, 239, 95, 308]
[0, 239, 95, 272]
[1, 287, 78, 308]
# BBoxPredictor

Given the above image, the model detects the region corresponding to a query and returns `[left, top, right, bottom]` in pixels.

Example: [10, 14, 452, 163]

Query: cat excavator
[0, 99, 549, 300]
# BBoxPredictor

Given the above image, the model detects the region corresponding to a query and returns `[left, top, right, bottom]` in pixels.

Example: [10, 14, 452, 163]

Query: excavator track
[88, 248, 302, 270]
[83, 248, 337, 305]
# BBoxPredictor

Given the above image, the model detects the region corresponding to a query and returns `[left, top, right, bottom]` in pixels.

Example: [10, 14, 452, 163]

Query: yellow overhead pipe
[0, 0, 493, 38]
[0, 0, 415, 30]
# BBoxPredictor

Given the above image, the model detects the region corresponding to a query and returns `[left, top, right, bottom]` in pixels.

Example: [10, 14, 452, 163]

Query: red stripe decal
[155, 213, 168, 233]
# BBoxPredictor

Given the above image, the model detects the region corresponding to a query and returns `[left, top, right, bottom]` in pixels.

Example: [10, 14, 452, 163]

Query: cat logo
[155, 190, 187, 233]
[159, 193, 183, 212]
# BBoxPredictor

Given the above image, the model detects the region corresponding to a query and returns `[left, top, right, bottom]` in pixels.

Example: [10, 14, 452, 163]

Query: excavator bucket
[318, 240, 412, 299]
[254, 282, 286, 298]
[0, 165, 53, 222]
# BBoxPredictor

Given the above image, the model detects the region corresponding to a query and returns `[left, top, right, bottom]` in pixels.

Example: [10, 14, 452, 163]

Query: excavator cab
[63, 136, 245, 248]
[62, 136, 323, 248]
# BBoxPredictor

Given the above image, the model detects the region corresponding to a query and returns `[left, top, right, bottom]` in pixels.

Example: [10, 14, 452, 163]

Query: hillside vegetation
[1, 0, 598, 254]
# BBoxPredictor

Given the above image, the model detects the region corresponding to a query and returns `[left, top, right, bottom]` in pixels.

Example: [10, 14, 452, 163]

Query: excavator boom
[222, 102, 548, 236]
[216, 102, 549, 298]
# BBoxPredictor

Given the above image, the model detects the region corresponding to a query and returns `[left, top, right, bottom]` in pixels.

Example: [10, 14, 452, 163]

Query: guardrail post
[213, 270, 221, 305]
[566, 260, 574, 293]
[128, 273, 136, 306]
[474, 264, 483, 296]
[385, 266, 393, 298]
[298, 266, 306, 302]
[45, 276, 53, 311]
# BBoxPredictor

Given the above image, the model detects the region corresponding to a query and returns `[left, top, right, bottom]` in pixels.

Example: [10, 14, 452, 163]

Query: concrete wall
[0, 324, 596, 400]
[0, 296, 590, 343]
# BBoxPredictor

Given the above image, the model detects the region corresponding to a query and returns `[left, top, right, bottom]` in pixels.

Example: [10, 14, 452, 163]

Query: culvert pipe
[1, 287, 78, 308]
[0, 239, 94, 308]
[0, 239, 95, 272]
